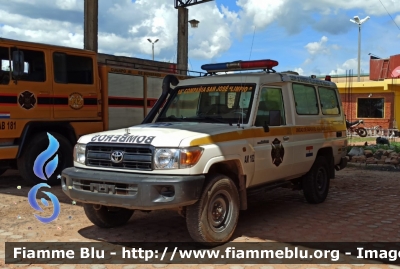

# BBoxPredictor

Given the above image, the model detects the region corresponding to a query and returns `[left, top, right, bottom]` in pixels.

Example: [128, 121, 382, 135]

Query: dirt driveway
[1, 166, 400, 269]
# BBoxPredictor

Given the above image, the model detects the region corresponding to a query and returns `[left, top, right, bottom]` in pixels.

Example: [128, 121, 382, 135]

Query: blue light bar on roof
[201, 59, 279, 73]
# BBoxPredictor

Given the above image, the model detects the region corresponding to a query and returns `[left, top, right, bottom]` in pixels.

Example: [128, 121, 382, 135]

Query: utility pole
[350, 15, 370, 82]
[175, 0, 213, 75]
[84, 0, 98, 52]
[177, 7, 188, 75]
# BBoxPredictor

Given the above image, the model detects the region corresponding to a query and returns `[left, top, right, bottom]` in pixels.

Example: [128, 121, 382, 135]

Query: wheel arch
[16, 121, 77, 158]
[206, 158, 247, 210]
[316, 147, 335, 179]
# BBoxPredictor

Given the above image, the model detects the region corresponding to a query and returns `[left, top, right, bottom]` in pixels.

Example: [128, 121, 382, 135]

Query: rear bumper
[335, 157, 348, 171]
[61, 167, 205, 210]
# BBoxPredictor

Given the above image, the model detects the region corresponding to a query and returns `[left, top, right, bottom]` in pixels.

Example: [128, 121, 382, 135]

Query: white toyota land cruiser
[61, 59, 348, 244]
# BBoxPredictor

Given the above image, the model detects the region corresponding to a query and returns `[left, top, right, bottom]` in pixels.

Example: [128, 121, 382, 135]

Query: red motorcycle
[346, 119, 367, 137]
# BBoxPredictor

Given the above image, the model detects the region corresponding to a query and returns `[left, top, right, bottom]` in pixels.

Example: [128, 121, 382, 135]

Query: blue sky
[0, 0, 399, 76]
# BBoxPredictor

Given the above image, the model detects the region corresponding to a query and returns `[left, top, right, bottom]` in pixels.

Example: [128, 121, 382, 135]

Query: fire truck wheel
[186, 174, 240, 245]
[302, 156, 330, 204]
[0, 168, 7, 176]
[83, 204, 134, 228]
[17, 132, 73, 186]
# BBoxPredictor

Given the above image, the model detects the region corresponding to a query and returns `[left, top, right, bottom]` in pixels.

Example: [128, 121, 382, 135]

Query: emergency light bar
[201, 59, 279, 73]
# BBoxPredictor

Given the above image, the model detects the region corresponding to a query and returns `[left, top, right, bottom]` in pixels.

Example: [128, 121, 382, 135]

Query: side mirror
[269, 110, 281, 126]
[12, 50, 25, 77]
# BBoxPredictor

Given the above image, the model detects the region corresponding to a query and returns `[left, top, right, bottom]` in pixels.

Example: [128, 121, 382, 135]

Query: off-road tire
[186, 174, 240, 245]
[83, 204, 134, 228]
[302, 156, 330, 204]
[357, 127, 368, 137]
[0, 168, 7, 176]
[17, 132, 73, 186]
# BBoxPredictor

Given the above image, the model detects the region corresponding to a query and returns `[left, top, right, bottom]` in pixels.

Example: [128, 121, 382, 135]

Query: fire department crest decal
[18, 91, 36, 110]
[271, 138, 285, 167]
[69, 92, 84, 110]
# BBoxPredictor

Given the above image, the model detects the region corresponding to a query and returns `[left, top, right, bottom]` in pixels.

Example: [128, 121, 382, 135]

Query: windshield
[156, 83, 256, 124]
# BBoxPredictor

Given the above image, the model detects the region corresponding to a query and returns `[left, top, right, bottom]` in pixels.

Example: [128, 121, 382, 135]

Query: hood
[78, 122, 241, 147]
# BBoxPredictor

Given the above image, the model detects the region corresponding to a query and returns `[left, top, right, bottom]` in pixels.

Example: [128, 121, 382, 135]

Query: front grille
[86, 144, 153, 171]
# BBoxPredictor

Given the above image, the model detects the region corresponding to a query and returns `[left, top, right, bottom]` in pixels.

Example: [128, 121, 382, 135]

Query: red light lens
[325, 75, 331, 81]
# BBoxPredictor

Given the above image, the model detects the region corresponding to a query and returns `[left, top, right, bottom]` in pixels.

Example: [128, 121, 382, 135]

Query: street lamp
[189, 19, 199, 28]
[350, 15, 370, 82]
[147, 38, 159, 61]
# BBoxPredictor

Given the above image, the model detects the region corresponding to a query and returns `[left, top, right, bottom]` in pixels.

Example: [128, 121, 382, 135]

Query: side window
[10, 48, 45, 82]
[292, 83, 319, 115]
[53, 52, 93, 84]
[0, 46, 10, 85]
[254, 87, 286, 127]
[318, 87, 340, 115]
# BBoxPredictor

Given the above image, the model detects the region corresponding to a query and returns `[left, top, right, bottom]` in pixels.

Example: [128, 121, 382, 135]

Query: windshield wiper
[157, 115, 184, 122]
[196, 116, 231, 124]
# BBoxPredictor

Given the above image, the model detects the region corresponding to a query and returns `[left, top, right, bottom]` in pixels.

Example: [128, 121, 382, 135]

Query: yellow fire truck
[0, 38, 194, 185]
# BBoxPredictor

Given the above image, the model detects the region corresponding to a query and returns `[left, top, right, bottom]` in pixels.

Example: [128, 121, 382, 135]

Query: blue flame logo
[28, 133, 61, 223]
[28, 183, 60, 223]
[33, 133, 59, 180]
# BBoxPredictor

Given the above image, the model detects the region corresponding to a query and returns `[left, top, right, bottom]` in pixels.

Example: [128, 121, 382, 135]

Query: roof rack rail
[103, 58, 205, 77]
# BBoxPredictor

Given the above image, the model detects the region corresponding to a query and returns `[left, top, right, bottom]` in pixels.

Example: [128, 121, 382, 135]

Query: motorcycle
[346, 119, 368, 137]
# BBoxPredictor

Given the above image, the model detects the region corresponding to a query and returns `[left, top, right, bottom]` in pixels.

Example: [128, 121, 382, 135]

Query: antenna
[239, 26, 256, 129]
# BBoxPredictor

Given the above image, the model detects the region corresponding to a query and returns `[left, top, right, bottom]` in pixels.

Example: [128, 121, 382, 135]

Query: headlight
[154, 149, 180, 169]
[73, 143, 86, 164]
[154, 147, 203, 169]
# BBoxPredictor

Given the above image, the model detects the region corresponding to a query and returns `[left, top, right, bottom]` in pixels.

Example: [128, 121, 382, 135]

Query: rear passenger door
[251, 87, 293, 186]
[290, 83, 322, 176]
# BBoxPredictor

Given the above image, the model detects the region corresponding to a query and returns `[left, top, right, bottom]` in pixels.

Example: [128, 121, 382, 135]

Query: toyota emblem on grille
[110, 151, 124, 163]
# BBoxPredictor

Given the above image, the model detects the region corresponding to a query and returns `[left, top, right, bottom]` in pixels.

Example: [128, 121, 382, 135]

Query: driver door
[251, 86, 293, 186]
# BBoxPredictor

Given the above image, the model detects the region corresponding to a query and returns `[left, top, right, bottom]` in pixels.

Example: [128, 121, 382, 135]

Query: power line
[378, 0, 400, 31]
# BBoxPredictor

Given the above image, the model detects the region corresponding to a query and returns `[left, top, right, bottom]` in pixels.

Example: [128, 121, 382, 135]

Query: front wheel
[356, 127, 368, 137]
[186, 174, 240, 245]
[83, 204, 134, 228]
[302, 156, 330, 204]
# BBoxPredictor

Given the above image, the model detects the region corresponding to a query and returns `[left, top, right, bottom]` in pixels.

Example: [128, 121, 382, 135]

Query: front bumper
[61, 167, 205, 210]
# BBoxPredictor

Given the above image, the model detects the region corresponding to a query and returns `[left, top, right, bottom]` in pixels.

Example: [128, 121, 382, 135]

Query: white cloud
[0, 0, 233, 62]
[293, 68, 304, 75]
[329, 58, 358, 75]
[305, 36, 329, 55]
[55, 0, 82, 11]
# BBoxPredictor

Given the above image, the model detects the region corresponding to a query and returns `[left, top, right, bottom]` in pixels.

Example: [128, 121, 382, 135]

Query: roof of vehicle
[0, 37, 97, 55]
[176, 70, 337, 88]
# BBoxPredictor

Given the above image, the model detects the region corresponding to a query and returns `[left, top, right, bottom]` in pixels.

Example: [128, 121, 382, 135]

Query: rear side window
[53, 52, 93, 84]
[318, 87, 340, 115]
[292, 83, 319, 115]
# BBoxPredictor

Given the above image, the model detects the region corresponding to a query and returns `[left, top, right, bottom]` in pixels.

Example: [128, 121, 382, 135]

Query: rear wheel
[17, 132, 73, 186]
[357, 127, 368, 137]
[302, 156, 330, 204]
[186, 174, 240, 245]
[83, 204, 134, 228]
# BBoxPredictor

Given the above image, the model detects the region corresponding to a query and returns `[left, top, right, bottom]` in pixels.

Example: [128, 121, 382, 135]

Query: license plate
[90, 183, 116, 194]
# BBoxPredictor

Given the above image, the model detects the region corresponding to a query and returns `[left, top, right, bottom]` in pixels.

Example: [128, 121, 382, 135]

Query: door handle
[283, 136, 289, 141]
